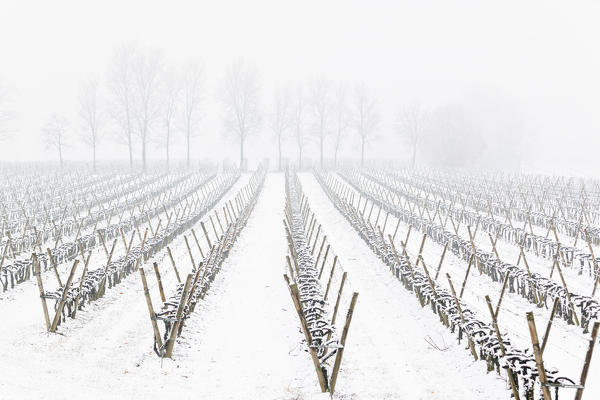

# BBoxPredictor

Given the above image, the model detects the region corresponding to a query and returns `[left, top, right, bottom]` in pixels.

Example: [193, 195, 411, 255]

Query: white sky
[1, 0, 600, 173]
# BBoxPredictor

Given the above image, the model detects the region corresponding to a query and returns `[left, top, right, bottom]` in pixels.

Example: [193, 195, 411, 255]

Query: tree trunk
[334, 141, 340, 168]
[320, 131, 324, 168]
[240, 135, 244, 171]
[186, 128, 191, 169]
[411, 139, 418, 169]
[298, 144, 303, 170]
[59, 143, 63, 170]
[166, 128, 170, 171]
[278, 134, 282, 171]
[127, 134, 133, 170]
[361, 137, 365, 167]
[142, 136, 147, 172]
[92, 141, 96, 172]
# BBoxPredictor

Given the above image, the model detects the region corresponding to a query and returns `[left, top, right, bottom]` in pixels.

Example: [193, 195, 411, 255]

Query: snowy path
[129, 172, 320, 399]
[299, 173, 508, 400]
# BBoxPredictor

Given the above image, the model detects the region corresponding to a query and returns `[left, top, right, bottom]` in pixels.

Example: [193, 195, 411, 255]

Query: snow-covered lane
[299, 173, 508, 400]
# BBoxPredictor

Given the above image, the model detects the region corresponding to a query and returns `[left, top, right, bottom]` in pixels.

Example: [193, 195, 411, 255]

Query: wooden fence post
[153, 262, 166, 302]
[33, 253, 51, 331]
[485, 296, 521, 400]
[284, 275, 328, 392]
[50, 259, 79, 332]
[166, 247, 182, 283]
[139, 267, 164, 353]
[165, 274, 193, 358]
[574, 322, 599, 400]
[526, 312, 552, 400]
[329, 292, 359, 395]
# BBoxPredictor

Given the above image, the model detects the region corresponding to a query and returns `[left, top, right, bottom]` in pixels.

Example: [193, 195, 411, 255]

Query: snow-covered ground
[1, 171, 597, 399]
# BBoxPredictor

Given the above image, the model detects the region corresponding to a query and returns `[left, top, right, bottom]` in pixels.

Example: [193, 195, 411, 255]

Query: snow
[0, 171, 597, 399]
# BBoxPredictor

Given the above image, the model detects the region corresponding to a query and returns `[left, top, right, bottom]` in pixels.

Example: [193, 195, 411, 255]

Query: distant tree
[397, 103, 428, 168]
[43, 114, 69, 169]
[159, 67, 181, 170]
[108, 44, 137, 169]
[78, 79, 103, 171]
[332, 83, 350, 167]
[292, 87, 308, 169]
[180, 61, 205, 169]
[352, 83, 379, 166]
[220, 60, 261, 171]
[0, 81, 15, 142]
[132, 48, 163, 172]
[308, 77, 332, 168]
[270, 86, 292, 171]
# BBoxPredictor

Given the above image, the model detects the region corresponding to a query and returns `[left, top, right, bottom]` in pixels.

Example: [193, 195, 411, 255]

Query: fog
[1, 0, 600, 174]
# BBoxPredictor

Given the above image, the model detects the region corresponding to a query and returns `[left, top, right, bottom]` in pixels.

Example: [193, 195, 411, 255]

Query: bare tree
[397, 102, 428, 168]
[0, 81, 16, 142]
[309, 77, 332, 168]
[292, 87, 308, 169]
[108, 44, 136, 169]
[159, 67, 181, 170]
[270, 86, 292, 171]
[132, 48, 163, 172]
[78, 79, 103, 171]
[220, 60, 261, 171]
[352, 83, 379, 166]
[180, 61, 205, 169]
[43, 114, 68, 169]
[333, 82, 350, 167]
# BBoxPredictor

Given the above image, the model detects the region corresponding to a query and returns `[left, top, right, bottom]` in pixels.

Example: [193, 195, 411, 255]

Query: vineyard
[1, 165, 598, 400]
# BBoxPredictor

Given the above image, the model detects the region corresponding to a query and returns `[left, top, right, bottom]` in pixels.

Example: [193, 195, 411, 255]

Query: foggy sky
[1, 0, 600, 174]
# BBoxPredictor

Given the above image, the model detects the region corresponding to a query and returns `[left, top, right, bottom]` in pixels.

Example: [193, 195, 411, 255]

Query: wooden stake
[526, 312, 552, 400]
[33, 253, 51, 331]
[329, 292, 359, 395]
[446, 273, 477, 360]
[50, 259, 79, 332]
[540, 297, 559, 354]
[166, 247, 181, 283]
[153, 262, 166, 302]
[139, 267, 164, 353]
[575, 322, 599, 400]
[165, 274, 193, 358]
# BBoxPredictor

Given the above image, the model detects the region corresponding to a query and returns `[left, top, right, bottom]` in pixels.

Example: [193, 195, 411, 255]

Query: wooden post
[167, 247, 181, 283]
[446, 273, 478, 360]
[153, 262, 166, 302]
[46, 247, 63, 287]
[72, 251, 91, 318]
[165, 274, 193, 358]
[485, 295, 521, 400]
[50, 259, 79, 332]
[584, 228, 600, 297]
[139, 267, 164, 353]
[191, 229, 205, 259]
[184, 236, 197, 271]
[494, 271, 511, 319]
[526, 312, 552, 400]
[323, 256, 338, 300]
[434, 241, 448, 282]
[284, 275, 328, 392]
[540, 297, 559, 354]
[330, 271, 347, 327]
[574, 322, 600, 400]
[33, 253, 51, 331]
[329, 292, 359, 395]
[467, 226, 482, 274]
[201, 221, 212, 249]
[552, 255, 580, 326]
[459, 254, 474, 298]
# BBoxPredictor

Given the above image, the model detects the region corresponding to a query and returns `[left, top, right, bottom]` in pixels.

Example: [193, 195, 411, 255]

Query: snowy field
[0, 167, 598, 400]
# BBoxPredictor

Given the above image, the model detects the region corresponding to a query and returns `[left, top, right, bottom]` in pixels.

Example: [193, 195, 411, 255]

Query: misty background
[1, 0, 599, 175]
